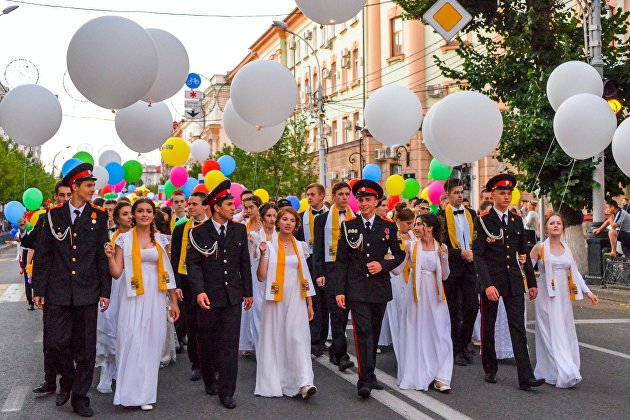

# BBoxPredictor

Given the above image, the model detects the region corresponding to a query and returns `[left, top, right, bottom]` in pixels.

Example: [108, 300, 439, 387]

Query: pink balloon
[170, 166, 188, 188]
[114, 180, 126, 193]
[165, 199, 172, 208]
[230, 183, 245, 208]
[348, 192, 359, 213]
[427, 180, 445, 205]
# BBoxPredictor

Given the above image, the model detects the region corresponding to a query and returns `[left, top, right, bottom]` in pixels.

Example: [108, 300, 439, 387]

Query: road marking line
[0, 283, 25, 303]
[1, 386, 29, 412]
[526, 318, 630, 325]
[526, 328, 630, 361]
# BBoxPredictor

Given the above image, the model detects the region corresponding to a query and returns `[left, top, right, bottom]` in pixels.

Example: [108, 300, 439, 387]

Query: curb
[589, 285, 630, 304]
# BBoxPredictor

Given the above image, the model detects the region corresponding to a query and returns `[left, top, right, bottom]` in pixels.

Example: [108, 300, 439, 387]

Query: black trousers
[174, 304, 187, 345]
[23, 271, 33, 305]
[42, 305, 57, 385]
[197, 303, 241, 398]
[182, 280, 200, 370]
[325, 284, 349, 360]
[348, 301, 387, 389]
[46, 304, 97, 405]
[480, 293, 534, 385]
[443, 274, 478, 354]
[309, 281, 329, 349]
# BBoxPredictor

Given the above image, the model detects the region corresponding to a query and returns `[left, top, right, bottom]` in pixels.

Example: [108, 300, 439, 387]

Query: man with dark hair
[594, 199, 630, 257]
[233, 190, 254, 223]
[480, 188, 492, 202]
[186, 180, 253, 409]
[413, 199, 430, 215]
[170, 191, 188, 233]
[170, 191, 208, 382]
[33, 163, 111, 416]
[462, 198, 471, 209]
[439, 177, 478, 366]
[622, 197, 629, 213]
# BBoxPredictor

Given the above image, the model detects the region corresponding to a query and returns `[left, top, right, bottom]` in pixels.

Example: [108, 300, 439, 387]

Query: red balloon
[202, 160, 220, 176]
[25, 210, 34, 221]
[348, 178, 359, 190]
[387, 195, 400, 212]
[101, 184, 112, 195]
[45, 198, 51, 208]
[192, 184, 209, 194]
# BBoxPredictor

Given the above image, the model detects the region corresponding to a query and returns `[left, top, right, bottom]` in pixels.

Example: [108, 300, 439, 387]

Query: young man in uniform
[334, 180, 405, 399]
[473, 174, 544, 391]
[32, 163, 111, 417]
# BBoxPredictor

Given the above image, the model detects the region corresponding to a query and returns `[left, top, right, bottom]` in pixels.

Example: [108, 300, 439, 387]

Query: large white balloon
[92, 165, 110, 190]
[296, 0, 366, 25]
[365, 85, 423, 146]
[230, 60, 298, 128]
[67, 16, 158, 109]
[142, 29, 190, 103]
[0, 84, 62, 147]
[115, 101, 173, 153]
[223, 101, 286, 153]
[99, 150, 122, 166]
[612, 119, 630, 177]
[190, 139, 211, 162]
[547, 61, 603, 111]
[422, 101, 461, 167]
[428, 91, 503, 164]
[553, 93, 616, 160]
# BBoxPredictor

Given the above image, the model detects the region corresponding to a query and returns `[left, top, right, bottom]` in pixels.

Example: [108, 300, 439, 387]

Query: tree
[394, 0, 629, 227]
[209, 116, 317, 198]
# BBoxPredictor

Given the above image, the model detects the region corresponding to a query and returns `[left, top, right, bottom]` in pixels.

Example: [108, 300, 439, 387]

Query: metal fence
[602, 256, 630, 287]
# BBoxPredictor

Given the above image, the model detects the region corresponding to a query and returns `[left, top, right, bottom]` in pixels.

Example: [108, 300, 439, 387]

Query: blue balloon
[10, 228, 18, 237]
[127, 185, 136, 193]
[61, 158, 83, 178]
[217, 155, 236, 176]
[182, 177, 198, 198]
[5, 201, 25, 225]
[105, 162, 124, 185]
[362, 163, 382, 182]
[286, 195, 300, 211]
[186, 72, 202, 89]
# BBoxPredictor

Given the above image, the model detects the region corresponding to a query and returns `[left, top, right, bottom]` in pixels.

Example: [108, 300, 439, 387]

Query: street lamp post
[0, 5, 18, 16]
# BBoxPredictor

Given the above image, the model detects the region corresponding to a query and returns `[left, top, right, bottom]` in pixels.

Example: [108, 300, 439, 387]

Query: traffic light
[603, 79, 622, 114]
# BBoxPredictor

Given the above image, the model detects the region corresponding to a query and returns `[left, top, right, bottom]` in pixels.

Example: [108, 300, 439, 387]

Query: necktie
[73, 209, 81, 225]
[312, 209, 324, 215]
[453, 209, 465, 215]
[219, 225, 226, 239]
[501, 214, 507, 227]
[365, 221, 371, 233]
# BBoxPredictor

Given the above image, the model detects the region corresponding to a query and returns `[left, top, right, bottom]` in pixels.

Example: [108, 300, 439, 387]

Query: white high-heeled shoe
[434, 381, 451, 393]
[140, 404, 153, 411]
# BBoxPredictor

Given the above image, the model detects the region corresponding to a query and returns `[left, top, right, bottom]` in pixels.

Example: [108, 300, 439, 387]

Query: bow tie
[453, 209, 465, 215]
[312, 209, 324, 215]
[109, 227, 117, 233]
[338, 210, 346, 215]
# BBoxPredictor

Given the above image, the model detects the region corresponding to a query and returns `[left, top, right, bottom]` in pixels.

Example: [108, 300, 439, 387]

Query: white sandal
[140, 404, 153, 411]
[434, 381, 451, 392]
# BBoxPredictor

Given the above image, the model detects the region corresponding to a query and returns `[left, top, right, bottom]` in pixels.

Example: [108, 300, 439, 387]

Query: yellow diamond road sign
[424, 0, 472, 42]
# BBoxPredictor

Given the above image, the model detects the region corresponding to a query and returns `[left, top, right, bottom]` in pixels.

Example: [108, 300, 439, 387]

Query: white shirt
[211, 218, 228, 236]
[493, 207, 508, 225]
[193, 216, 208, 227]
[69, 202, 86, 223]
[452, 205, 470, 251]
[361, 214, 376, 230]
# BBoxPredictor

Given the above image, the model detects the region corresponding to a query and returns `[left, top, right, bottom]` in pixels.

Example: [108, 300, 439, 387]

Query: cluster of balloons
[61, 152, 143, 193]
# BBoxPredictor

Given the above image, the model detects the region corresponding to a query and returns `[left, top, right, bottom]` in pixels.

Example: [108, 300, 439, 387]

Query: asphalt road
[0, 251, 629, 419]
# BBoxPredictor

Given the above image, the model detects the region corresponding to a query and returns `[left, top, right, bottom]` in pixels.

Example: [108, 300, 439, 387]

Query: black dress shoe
[220, 396, 236, 409]
[328, 352, 338, 366]
[357, 386, 371, 398]
[56, 391, 70, 406]
[73, 405, 94, 417]
[520, 378, 545, 390]
[454, 353, 468, 366]
[370, 380, 384, 390]
[484, 374, 497, 384]
[32, 382, 56, 394]
[337, 355, 354, 372]
[205, 382, 218, 395]
[311, 345, 323, 357]
[463, 349, 473, 363]
[28, 303, 35, 311]
[189, 369, 200, 381]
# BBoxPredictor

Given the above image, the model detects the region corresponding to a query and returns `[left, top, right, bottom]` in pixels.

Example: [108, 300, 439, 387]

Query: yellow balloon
[421, 186, 430, 202]
[298, 198, 309, 213]
[510, 187, 521, 207]
[204, 170, 226, 192]
[254, 188, 270, 204]
[161, 137, 190, 167]
[385, 175, 405, 196]
[30, 209, 46, 227]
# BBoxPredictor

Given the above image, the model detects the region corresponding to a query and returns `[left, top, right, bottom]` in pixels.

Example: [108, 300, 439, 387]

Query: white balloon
[147, 192, 155, 199]
[142, 29, 190, 103]
[612, 119, 630, 177]
[422, 101, 461, 167]
[223, 101, 286, 153]
[230, 60, 298, 128]
[0, 84, 62, 147]
[115, 101, 173, 153]
[553, 93, 617, 160]
[547, 61, 603, 111]
[429, 91, 503, 164]
[190, 139, 211, 162]
[98, 150, 122, 166]
[296, 0, 366, 25]
[365, 85, 423, 146]
[92, 165, 110, 190]
[67, 16, 158, 109]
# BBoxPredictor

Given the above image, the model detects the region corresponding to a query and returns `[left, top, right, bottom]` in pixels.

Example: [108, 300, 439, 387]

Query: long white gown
[255, 255, 314, 397]
[114, 236, 171, 407]
[398, 248, 452, 391]
[239, 229, 260, 353]
[534, 247, 588, 388]
[96, 272, 122, 393]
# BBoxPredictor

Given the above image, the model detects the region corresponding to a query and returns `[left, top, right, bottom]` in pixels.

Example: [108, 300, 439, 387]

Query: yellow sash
[308, 209, 315, 246]
[178, 219, 194, 274]
[330, 205, 354, 262]
[399, 233, 411, 283]
[131, 228, 170, 296]
[411, 241, 446, 303]
[170, 216, 176, 233]
[445, 205, 474, 249]
[271, 236, 310, 302]
[541, 245, 577, 300]
[110, 229, 120, 247]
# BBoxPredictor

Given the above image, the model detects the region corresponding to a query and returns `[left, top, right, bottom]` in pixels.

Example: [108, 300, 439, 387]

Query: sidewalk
[589, 284, 630, 304]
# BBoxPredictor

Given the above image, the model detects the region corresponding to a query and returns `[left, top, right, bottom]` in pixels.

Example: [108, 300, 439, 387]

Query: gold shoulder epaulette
[380, 216, 394, 223]
[90, 203, 106, 212]
[479, 211, 490, 217]
[344, 216, 357, 222]
[49, 203, 64, 210]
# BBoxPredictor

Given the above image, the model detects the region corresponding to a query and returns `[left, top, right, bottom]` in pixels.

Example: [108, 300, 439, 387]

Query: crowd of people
[12, 161, 620, 417]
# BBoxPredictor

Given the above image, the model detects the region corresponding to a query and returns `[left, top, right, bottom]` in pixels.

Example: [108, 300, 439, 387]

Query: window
[322, 67, 328, 95]
[390, 16, 403, 57]
[332, 120, 338, 146]
[342, 116, 349, 144]
[313, 127, 319, 151]
[330, 61, 337, 94]
[353, 112, 360, 140]
[297, 80, 302, 106]
[312, 72, 319, 98]
[312, 25, 318, 49]
[296, 40, 302, 62]
[352, 48, 359, 81]
[304, 73, 310, 104]
[288, 49, 295, 68]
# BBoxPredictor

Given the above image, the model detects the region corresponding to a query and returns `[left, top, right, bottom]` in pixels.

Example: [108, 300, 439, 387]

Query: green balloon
[22, 187, 43, 211]
[105, 193, 118, 199]
[25, 223, 33, 232]
[429, 203, 440, 214]
[402, 178, 421, 200]
[164, 180, 177, 199]
[429, 159, 453, 181]
[123, 160, 143, 183]
[73, 151, 94, 165]
[174, 217, 189, 227]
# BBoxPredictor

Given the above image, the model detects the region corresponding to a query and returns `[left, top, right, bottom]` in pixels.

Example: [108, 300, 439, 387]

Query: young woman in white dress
[255, 207, 317, 400]
[530, 213, 598, 388]
[96, 201, 132, 394]
[398, 213, 452, 393]
[105, 198, 180, 411]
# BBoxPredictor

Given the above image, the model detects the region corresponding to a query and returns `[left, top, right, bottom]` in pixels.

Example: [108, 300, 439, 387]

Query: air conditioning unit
[329, 171, 338, 180]
[429, 84, 442, 97]
[340, 168, 349, 178]
[322, 68, 331, 79]
[385, 146, 398, 159]
[342, 119, 352, 130]
[304, 30, 313, 40]
[375, 148, 386, 161]
[323, 39, 333, 49]
[288, 40, 296, 50]
[341, 56, 351, 69]
[391, 165, 403, 176]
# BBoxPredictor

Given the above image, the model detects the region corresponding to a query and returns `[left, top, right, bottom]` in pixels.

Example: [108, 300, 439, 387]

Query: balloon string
[558, 159, 576, 214]
[530, 137, 556, 192]
[253, 154, 258, 190]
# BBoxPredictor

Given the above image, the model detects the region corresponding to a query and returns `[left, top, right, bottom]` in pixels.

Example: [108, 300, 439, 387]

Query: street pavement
[0, 250, 629, 419]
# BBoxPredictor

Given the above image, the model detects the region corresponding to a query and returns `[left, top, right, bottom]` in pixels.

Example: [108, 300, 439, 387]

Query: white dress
[96, 271, 123, 393]
[495, 297, 516, 359]
[398, 249, 453, 391]
[114, 235, 170, 407]
[534, 247, 587, 388]
[255, 255, 314, 397]
[239, 228, 260, 353]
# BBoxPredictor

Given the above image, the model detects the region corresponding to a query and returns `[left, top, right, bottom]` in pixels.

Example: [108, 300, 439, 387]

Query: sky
[0, 0, 296, 171]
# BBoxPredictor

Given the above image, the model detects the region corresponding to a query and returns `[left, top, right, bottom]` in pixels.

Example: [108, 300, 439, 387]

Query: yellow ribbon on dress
[111, 229, 120, 247]
[271, 236, 310, 302]
[411, 241, 446, 304]
[445, 205, 474, 249]
[399, 234, 411, 283]
[178, 219, 194, 274]
[131, 228, 169, 296]
[541, 244, 577, 300]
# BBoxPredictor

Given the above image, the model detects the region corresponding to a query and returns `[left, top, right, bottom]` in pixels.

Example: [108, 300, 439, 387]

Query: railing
[602, 256, 630, 287]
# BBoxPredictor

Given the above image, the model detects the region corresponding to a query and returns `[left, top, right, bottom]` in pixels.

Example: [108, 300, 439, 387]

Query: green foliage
[210, 116, 317, 198]
[395, 0, 630, 223]
[0, 138, 57, 205]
